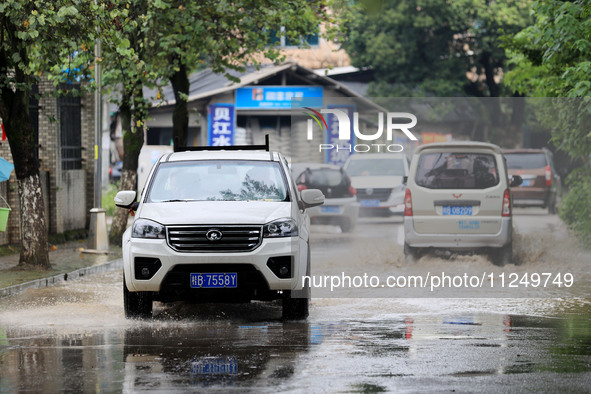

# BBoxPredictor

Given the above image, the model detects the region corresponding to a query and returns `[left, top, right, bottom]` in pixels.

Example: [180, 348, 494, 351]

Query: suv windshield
[505, 152, 547, 169]
[345, 158, 406, 176]
[415, 152, 499, 189]
[147, 160, 289, 202]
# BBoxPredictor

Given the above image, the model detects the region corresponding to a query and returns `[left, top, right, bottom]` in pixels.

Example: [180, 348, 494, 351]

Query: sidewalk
[0, 239, 123, 298]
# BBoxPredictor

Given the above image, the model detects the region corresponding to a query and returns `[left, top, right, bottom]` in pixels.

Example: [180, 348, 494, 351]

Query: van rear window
[504, 153, 547, 169]
[415, 152, 499, 189]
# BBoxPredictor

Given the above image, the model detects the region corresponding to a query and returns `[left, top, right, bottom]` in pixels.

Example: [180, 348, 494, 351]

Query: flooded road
[1, 210, 590, 392]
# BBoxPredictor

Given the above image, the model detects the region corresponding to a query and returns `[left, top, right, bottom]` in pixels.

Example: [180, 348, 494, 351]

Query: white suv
[404, 142, 522, 266]
[115, 140, 324, 319]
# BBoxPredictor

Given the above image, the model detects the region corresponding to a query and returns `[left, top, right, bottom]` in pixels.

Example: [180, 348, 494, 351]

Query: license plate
[190, 273, 237, 288]
[191, 357, 238, 375]
[521, 179, 531, 187]
[320, 205, 341, 213]
[442, 206, 472, 216]
[360, 199, 380, 207]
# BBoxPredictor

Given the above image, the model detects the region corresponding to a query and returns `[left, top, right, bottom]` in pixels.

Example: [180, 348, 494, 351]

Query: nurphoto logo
[304, 107, 419, 153]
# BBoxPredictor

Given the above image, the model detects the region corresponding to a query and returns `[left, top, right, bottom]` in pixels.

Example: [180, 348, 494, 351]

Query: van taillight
[545, 165, 552, 186]
[404, 188, 413, 216]
[502, 188, 511, 217]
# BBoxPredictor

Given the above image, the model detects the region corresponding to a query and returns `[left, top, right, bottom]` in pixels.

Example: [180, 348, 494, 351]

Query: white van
[403, 142, 522, 266]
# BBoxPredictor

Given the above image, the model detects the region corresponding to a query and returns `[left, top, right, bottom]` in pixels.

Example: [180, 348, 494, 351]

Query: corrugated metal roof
[147, 61, 383, 112]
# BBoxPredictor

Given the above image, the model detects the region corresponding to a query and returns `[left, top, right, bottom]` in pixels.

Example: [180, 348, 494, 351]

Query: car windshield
[505, 153, 547, 169]
[415, 152, 499, 189]
[345, 158, 406, 176]
[146, 160, 289, 202]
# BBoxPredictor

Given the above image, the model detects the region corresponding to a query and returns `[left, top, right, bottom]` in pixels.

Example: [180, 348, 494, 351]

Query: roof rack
[178, 134, 270, 152]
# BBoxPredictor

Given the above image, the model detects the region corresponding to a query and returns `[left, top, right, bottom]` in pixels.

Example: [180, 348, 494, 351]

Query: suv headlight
[132, 219, 166, 239]
[263, 218, 298, 238]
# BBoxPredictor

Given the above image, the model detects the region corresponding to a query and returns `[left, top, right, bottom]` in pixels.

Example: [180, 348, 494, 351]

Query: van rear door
[411, 149, 505, 235]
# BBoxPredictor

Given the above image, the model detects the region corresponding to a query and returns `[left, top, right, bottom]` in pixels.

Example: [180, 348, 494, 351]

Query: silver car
[343, 153, 409, 217]
[403, 142, 522, 266]
[292, 163, 359, 232]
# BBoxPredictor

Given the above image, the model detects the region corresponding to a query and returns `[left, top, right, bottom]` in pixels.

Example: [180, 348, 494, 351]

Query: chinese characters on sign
[208, 104, 235, 146]
[236, 86, 323, 109]
[325, 105, 355, 166]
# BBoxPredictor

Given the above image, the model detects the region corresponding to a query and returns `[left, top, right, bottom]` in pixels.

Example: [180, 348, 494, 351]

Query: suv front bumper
[123, 235, 305, 294]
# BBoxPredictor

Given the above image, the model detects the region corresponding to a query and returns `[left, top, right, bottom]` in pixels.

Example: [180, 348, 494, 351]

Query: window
[266, 26, 320, 48]
[147, 161, 289, 203]
[415, 152, 499, 189]
[58, 84, 82, 170]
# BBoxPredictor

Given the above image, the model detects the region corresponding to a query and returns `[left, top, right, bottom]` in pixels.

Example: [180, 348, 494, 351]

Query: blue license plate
[360, 199, 380, 207]
[190, 273, 237, 288]
[320, 205, 340, 213]
[191, 357, 238, 375]
[442, 206, 472, 216]
[521, 179, 531, 187]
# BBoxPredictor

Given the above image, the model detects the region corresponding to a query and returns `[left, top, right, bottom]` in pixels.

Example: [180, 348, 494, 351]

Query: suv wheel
[403, 243, 420, 264]
[123, 280, 153, 319]
[283, 248, 311, 320]
[491, 243, 512, 267]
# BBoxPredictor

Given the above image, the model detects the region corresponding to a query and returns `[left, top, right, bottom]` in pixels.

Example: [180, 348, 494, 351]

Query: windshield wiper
[161, 199, 196, 202]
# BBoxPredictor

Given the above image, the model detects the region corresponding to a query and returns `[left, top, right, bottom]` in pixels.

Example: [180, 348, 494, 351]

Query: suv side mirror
[114, 190, 137, 209]
[510, 175, 523, 187]
[300, 189, 325, 208]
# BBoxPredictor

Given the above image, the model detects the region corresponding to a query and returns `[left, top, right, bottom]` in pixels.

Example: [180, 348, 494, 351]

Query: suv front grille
[167, 225, 262, 252]
[356, 188, 392, 202]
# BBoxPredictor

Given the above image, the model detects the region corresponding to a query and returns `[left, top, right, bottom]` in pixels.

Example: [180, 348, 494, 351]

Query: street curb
[0, 258, 123, 299]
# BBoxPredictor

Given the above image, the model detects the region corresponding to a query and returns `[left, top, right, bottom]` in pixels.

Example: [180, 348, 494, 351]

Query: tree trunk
[480, 51, 502, 129]
[109, 94, 145, 246]
[0, 81, 50, 269]
[17, 174, 50, 269]
[171, 63, 190, 151]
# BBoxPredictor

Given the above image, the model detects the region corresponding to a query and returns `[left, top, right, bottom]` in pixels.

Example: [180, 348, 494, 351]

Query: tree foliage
[148, 0, 326, 150]
[342, 0, 532, 97]
[0, 0, 95, 268]
[503, 0, 591, 244]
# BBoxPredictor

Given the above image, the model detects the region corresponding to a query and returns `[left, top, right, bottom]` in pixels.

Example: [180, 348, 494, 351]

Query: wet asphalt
[0, 208, 590, 392]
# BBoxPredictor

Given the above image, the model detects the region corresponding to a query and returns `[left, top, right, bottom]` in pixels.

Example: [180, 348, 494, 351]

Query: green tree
[149, 0, 325, 152]
[503, 0, 591, 243]
[90, 0, 159, 245]
[0, 1, 94, 269]
[104, 1, 328, 244]
[342, 0, 532, 98]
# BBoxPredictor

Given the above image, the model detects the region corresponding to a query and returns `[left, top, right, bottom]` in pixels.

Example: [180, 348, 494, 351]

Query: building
[145, 62, 399, 166]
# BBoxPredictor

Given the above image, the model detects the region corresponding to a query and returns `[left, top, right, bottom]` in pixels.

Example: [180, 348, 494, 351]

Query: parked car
[114, 140, 325, 320]
[343, 153, 409, 216]
[292, 163, 359, 232]
[403, 142, 522, 266]
[503, 148, 561, 214]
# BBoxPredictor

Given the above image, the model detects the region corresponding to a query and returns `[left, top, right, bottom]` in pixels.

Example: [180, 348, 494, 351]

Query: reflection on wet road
[1, 211, 590, 392]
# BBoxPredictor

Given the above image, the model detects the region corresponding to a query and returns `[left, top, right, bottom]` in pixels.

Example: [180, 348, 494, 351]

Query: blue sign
[326, 105, 355, 166]
[208, 104, 235, 146]
[236, 86, 323, 109]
